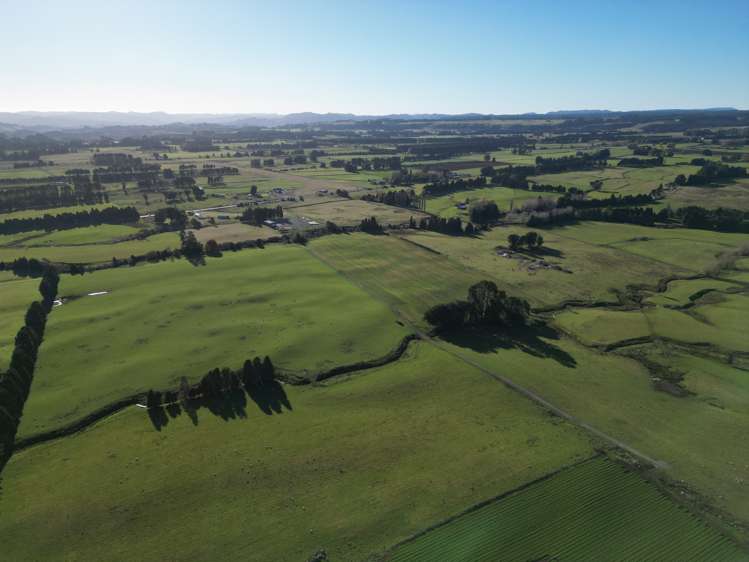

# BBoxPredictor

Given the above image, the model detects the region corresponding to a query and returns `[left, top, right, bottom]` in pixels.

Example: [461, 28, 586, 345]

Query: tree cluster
[424, 280, 531, 333]
[0, 180, 108, 213]
[154, 207, 187, 230]
[469, 200, 501, 225]
[359, 216, 384, 233]
[507, 231, 544, 250]
[329, 156, 401, 171]
[361, 189, 419, 209]
[422, 176, 487, 197]
[684, 162, 747, 186]
[417, 216, 465, 235]
[534, 150, 609, 174]
[241, 205, 283, 226]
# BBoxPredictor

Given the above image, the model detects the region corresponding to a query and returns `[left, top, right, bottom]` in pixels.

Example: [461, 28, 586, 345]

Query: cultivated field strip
[310, 234, 483, 323]
[388, 457, 747, 562]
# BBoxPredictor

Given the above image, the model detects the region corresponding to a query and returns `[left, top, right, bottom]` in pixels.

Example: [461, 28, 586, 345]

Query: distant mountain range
[0, 108, 739, 132]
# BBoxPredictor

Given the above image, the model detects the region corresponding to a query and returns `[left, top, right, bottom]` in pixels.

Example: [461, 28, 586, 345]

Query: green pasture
[0, 277, 41, 370]
[425, 187, 538, 218]
[189, 222, 274, 244]
[389, 457, 746, 562]
[310, 233, 484, 325]
[645, 294, 749, 352]
[433, 333, 749, 526]
[553, 309, 649, 346]
[555, 289, 748, 352]
[1, 343, 593, 562]
[399, 226, 679, 307]
[529, 164, 698, 195]
[0, 232, 179, 264]
[664, 181, 749, 211]
[551, 221, 747, 273]
[19, 244, 410, 437]
[646, 278, 740, 306]
[288, 199, 426, 226]
[24, 224, 141, 246]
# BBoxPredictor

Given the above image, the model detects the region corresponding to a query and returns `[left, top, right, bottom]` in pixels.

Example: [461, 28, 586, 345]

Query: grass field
[529, 164, 699, 196]
[434, 333, 749, 526]
[287, 199, 427, 226]
[425, 187, 538, 218]
[553, 309, 650, 346]
[553, 222, 748, 273]
[0, 231, 179, 263]
[2, 136, 749, 560]
[399, 226, 680, 307]
[645, 294, 749, 352]
[21, 224, 142, 246]
[553, 294, 749, 352]
[189, 222, 275, 244]
[310, 233, 484, 325]
[388, 457, 747, 562]
[663, 181, 749, 211]
[0, 343, 594, 562]
[646, 278, 740, 306]
[311, 228, 749, 527]
[0, 277, 41, 370]
[19, 245, 410, 438]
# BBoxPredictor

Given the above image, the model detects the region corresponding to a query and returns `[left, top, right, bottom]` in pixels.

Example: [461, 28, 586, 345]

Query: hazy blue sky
[2, 0, 747, 114]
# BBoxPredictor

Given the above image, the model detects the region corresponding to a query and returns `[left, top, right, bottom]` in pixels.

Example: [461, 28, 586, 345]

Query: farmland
[0, 343, 594, 562]
[18, 245, 411, 438]
[1, 106, 748, 561]
[388, 457, 747, 562]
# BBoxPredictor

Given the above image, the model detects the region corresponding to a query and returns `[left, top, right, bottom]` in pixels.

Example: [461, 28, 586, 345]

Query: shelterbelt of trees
[0, 269, 59, 470]
[0, 206, 139, 235]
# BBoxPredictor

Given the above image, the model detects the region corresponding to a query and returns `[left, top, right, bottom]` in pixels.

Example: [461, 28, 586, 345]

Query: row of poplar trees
[0, 269, 59, 469]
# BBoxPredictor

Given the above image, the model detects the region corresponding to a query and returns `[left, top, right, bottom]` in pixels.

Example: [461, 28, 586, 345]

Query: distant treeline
[0, 179, 108, 213]
[361, 188, 420, 209]
[0, 206, 139, 235]
[0, 268, 59, 471]
[0, 175, 69, 186]
[329, 156, 402, 172]
[572, 205, 749, 232]
[617, 157, 663, 167]
[533, 149, 610, 174]
[558, 192, 656, 209]
[676, 161, 747, 186]
[422, 176, 487, 197]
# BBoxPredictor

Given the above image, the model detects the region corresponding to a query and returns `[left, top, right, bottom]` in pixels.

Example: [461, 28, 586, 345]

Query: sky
[1, 0, 748, 115]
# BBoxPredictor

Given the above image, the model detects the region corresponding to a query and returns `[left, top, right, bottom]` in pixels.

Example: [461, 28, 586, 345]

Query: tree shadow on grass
[442, 323, 577, 368]
[514, 246, 565, 259]
[247, 381, 293, 415]
[203, 388, 248, 421]
[148, 406, 169, 431]
[147, 382, 293, 431]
